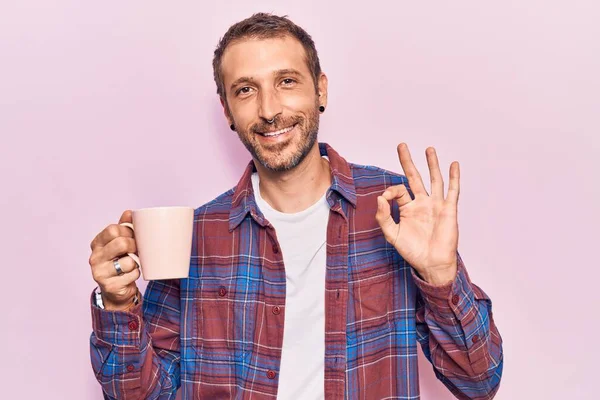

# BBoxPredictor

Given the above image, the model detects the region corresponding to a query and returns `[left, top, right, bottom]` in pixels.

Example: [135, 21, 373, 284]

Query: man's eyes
[235, 79, 297, 96]
[237, 87, 252, 95]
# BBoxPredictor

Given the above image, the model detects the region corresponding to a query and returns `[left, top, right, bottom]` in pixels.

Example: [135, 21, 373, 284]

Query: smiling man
[88, 13, 503, 399]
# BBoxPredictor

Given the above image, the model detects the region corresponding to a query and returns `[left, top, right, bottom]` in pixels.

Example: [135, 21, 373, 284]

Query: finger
[446, 161, 460, 205]
[98, 236, 137, 264]
[381, 184, 412, 208]
[117, 265, 141, 284]
[92, 255, 139, 282]
[397, 143, 428, 197]
[106, 268, 141, 296]
[375, 196, 397, 242]
[110, 255, 140, 277]
[90, 223, 134, 250]
[119, 210, 133, 224]
[425, 147, 444, 200]
[101, 269, 141, 302]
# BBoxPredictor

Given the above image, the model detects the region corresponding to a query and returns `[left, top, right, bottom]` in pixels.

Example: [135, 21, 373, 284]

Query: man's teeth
[262, 125, 295, 137]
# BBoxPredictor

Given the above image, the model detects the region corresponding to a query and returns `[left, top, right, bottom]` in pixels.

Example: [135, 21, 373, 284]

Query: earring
[230, 124, 235, 131]
[319, 105, 325, 113]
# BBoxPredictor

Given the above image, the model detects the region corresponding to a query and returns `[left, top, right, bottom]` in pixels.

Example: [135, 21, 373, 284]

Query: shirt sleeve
[89, 279, 182, 399]
[412, 252, 504, 400]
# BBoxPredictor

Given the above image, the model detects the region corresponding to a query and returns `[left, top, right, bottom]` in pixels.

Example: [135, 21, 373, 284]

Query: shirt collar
[229, 142, 356, 231]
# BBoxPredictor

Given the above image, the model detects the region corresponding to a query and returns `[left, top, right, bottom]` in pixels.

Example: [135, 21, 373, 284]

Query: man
[88, 13, 503, 399]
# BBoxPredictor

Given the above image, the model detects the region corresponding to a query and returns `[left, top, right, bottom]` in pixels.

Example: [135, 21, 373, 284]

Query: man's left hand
[375, 143, 460, 286]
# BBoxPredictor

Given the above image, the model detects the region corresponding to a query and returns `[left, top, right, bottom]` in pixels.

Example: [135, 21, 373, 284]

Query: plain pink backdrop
[1, 1, 598, 399]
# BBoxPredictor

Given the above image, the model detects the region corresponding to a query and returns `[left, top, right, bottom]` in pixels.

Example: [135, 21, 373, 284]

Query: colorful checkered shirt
[90, 143, 503, 399]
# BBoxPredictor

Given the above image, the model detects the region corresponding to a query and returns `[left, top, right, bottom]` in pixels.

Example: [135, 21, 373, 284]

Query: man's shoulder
[349, 162, 409, 191]
[193, 187, 236, 219]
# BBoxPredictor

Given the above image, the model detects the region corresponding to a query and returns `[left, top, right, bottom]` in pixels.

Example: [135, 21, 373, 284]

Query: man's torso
[153, 143, 420, 399]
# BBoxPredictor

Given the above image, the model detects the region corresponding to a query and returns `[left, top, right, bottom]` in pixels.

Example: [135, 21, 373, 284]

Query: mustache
[251, 116, 302, 133]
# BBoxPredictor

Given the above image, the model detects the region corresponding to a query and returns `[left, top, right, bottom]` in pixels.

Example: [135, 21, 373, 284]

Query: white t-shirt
[251, 172, 329, 400]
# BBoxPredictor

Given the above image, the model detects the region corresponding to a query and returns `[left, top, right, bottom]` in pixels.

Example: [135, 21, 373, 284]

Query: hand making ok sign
[375, 143, 460, 286]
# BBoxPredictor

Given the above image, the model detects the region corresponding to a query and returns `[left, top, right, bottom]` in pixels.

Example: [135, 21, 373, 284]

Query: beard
[233, 102, 320, 172]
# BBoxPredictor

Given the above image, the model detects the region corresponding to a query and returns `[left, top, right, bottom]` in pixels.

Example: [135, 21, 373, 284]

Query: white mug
[119, 206, 194, 280]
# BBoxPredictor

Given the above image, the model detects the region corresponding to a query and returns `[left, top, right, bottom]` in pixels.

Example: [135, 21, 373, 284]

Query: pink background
[1, 1, 598, 399]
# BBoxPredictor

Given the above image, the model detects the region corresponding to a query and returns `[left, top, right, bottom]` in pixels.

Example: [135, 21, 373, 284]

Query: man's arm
[413, 252, 503, 400]
[90, 279, 181, 399]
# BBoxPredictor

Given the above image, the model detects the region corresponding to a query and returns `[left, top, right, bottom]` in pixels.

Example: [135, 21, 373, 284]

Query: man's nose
[258, 89, 283, 122]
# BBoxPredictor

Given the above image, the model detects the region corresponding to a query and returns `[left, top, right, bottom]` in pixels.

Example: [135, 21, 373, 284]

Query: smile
[258, 124, 297, 137]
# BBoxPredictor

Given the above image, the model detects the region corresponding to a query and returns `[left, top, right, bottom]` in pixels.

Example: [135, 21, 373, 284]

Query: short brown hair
[212, 13, 322, 99]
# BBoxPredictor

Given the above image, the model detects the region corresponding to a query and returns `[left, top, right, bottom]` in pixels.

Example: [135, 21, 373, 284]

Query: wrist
[99, 289, 140, 311]
[419, 265, 457, 287]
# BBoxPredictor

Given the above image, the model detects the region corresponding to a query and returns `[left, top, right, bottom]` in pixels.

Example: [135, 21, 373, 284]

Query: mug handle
[119, 222, 142, 269]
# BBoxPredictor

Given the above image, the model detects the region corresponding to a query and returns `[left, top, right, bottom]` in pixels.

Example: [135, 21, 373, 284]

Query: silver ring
[266, 118, 275, 124]
[113, 258, 124, 276]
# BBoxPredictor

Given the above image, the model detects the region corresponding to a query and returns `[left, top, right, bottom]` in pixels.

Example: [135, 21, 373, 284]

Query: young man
[88, 13, 503, 399]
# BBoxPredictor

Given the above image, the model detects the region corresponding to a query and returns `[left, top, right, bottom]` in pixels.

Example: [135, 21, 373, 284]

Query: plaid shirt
[90, 143, 503, 399]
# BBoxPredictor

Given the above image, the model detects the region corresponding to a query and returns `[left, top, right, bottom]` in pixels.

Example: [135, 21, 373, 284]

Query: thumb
[118, 210, 133, 224]
[375, 196, 396, 236]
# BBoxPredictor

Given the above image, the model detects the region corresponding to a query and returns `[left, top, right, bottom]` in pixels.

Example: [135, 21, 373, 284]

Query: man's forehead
[221, 36, 310, 83]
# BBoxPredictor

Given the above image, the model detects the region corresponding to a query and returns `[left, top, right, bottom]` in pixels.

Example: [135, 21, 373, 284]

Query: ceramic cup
[119, 206, 194, 280]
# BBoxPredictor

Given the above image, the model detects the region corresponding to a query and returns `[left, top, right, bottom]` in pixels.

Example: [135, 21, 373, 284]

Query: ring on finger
[113, 258, 124, 276]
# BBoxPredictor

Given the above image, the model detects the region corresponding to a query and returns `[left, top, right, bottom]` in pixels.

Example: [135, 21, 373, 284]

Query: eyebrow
[229, 69, 305, 93]
[230, 76, 255, 92]
[274, 68, 304, 79]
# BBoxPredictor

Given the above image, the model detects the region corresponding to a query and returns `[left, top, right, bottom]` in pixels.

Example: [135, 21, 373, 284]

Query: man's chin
[247, 128, 317, 171]
[253, 139, 294, 162]
[255, 154, 297, 172]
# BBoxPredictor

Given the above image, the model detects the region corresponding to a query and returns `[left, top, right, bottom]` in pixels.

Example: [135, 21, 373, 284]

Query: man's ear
[220, 96, 233, 125]
[317, 73, 328, 109]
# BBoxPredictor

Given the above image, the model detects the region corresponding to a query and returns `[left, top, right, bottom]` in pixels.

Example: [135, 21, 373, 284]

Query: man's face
[220, 35, 327, 172]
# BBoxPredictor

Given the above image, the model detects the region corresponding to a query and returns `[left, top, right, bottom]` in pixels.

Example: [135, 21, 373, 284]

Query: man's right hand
[89, 210, 141, 311]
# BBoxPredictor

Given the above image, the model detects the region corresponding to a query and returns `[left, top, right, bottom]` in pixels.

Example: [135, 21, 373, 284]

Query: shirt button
[472, 334, 480, 344]
[267, 370, 276, 379]
[218, 287, 227, 297]
[128, 320, 138, 331]
[126, 365, 135, 372]
[451, 294, 459, 305]
[272, 306, 281, 315]
[272, 244, 279, 254]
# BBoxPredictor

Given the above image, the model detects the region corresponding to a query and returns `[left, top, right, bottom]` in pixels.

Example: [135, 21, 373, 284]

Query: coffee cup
[119, 206, 194, 280]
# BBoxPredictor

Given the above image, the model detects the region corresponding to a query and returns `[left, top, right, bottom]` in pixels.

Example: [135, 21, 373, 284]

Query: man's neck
[254, 143, 331, 214]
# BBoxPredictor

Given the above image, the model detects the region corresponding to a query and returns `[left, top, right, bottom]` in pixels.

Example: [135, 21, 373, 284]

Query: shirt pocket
[195, 281, 247, 361]
[347, 269, 394, 344]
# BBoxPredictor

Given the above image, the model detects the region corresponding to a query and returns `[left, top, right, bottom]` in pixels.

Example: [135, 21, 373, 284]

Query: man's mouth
[257, 124, 297, 138]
